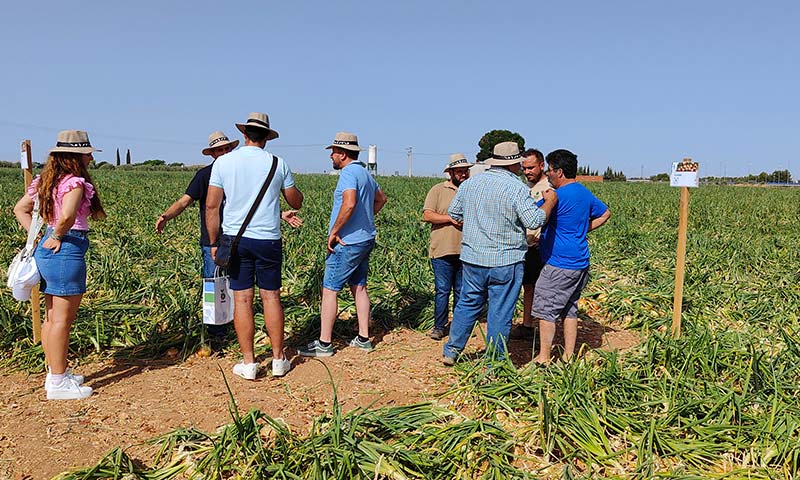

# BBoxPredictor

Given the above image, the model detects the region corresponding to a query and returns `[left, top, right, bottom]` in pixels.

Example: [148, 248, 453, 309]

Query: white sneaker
[45, 369, 84, 390]
[272, 357, 291, 377]
[232, 362, 259, 380]
[46, 377, 93, 400]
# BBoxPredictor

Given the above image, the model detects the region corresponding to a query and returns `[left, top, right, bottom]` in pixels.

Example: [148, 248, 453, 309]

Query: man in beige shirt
[422, 153, 473, 340]
[511, 148, 551, 340]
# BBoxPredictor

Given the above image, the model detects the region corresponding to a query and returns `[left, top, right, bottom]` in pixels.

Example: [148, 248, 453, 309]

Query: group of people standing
[423, 142, 610, 366]
[157, 113, 387, 382]
[12, 111, 608, 400]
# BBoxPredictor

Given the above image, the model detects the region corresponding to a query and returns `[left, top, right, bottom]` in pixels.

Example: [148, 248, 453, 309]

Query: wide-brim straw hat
[49, 130, 102, 154]
[235, 112, 279, 141]
[202, 131, 240, 156]
[443, 153, 474, 172]
[485, 141, 522, 166]
[325, 132, 361, 152]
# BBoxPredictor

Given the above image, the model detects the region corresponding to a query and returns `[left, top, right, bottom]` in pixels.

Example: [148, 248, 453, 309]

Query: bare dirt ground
[0, 319, 639, 480]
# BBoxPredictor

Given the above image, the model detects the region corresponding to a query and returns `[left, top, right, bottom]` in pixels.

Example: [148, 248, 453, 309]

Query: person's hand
[211, 246, 218, 261]
[43, 236, 62, 253]
[327, 233, 346, 253]
[155, 214, 168, 233]
[281, 210, 303, 228]
[542, 189, 558, 203]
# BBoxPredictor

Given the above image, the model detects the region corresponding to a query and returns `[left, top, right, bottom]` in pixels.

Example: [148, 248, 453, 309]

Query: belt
[45, 227, 89, 238]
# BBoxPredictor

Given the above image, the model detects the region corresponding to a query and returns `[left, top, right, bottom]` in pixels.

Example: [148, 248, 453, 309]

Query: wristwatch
[50, 232, 63, 241]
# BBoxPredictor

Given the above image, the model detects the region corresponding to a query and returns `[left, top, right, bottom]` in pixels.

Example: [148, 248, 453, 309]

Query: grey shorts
[532, 264, 590, 322]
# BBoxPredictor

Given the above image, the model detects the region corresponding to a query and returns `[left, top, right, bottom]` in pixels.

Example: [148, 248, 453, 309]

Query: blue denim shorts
[228, 237, 282, 291]
[33, 228, 89, 296]
[322, 239, 375, 291]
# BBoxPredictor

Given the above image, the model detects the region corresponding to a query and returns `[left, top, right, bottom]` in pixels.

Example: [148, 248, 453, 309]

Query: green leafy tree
[650, 173, 669, 182]
[126, 149, 131, 165]
[577, 166, 599, 176]
[603, 167, 627, 182]
[115, 148, 120, 166]
[476, 130, 525, 163]
[142, 159, 166, 166]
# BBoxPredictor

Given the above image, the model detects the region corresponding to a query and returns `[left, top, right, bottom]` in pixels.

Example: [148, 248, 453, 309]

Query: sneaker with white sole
[45, 369, 84, 390]
[232, 362, 259, 380]
[298, 340, 334, 357]
[272, 357, 292, 377]
[46, 377, 93, 400]
[349, 336, 373, 351]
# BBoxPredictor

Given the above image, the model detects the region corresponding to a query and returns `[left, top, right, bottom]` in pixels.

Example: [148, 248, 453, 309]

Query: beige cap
[235, 112, 279, 141]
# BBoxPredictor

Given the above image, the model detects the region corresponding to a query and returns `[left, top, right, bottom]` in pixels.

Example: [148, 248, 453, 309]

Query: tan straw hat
[485, 142, 522, 166]
[443, 153, 474, 172]
[49, 130, 101, 154]
[325, 132, 361, 152]
[235, 112, 279, 141]
[201, 131, 240, 156]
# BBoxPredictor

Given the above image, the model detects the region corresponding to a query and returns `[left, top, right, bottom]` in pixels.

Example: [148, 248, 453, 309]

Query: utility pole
[640, 164, 644, 179]
[406, 146, 413, 177]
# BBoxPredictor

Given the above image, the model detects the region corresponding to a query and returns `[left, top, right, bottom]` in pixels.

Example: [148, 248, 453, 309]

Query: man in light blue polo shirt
[299, 132, 387, 357]
[442, 142, 557, 365]
[206, 112, 304, 380]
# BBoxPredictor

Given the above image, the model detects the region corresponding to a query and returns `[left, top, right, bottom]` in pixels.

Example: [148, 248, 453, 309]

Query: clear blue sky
[1, 1, 798, 178]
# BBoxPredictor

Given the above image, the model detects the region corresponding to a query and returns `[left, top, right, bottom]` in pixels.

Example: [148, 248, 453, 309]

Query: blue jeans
[443, 261, 524, 360]
[201, 245, 215, 279]
[431, 255, 463, 330]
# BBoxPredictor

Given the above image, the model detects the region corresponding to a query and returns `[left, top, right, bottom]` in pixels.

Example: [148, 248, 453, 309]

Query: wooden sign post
[670, 158, 699, 338]
[21, 140, 42, 343]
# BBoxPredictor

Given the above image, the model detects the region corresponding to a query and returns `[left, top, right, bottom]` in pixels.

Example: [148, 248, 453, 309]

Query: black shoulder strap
[233, 155, 279, 242]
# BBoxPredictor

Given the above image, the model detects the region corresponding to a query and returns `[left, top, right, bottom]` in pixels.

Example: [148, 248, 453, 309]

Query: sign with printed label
[670, 158, 699, 188]
[20, 142, 28, 170]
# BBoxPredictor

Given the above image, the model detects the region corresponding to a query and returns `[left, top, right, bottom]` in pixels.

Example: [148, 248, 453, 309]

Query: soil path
[0, 322, 639, 479]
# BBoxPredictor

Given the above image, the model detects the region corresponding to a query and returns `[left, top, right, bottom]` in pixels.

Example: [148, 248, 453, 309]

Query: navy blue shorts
[228, 237, 282, 291]
[34, 228, 89, 296]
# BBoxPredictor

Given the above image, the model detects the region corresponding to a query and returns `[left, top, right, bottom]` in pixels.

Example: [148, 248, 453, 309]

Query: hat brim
[236, 123, 279, 141]
[444, 162, 474, 172]
[326, 144, 362, 152]
[202, 139, 240, 156]
[49, 146, 102, 154]
[485, 157, 521, 166]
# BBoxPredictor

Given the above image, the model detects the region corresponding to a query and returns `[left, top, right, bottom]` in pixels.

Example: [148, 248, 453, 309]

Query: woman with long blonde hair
[14, 130, 106, 400]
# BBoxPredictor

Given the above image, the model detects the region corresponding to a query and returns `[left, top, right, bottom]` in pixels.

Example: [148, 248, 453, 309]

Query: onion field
[1, 168, 799, 478]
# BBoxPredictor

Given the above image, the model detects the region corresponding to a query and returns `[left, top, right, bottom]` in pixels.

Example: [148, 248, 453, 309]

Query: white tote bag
[202, 268, 234, 325]
[6, 198, 43, 301]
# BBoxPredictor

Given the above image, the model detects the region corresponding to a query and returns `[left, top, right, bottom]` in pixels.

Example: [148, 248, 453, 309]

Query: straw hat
[325, 132, 361, 152]
[235, 112, 279, 141]
[49, 130, 101, 154]
[443, 153, 474, 172]
[485, 142, 522, 166]
[202, 131, 240, 156]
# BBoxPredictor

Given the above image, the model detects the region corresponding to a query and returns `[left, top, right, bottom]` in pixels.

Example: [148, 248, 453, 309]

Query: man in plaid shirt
[442, 142, 557, 365]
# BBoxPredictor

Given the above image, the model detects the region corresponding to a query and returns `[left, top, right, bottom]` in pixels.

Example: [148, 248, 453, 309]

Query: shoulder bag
[7, 198, 44, 301]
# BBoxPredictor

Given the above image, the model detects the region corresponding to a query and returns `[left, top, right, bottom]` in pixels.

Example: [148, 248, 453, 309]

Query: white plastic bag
[202, 269, 234, 325]
[6, 198, 43, 301]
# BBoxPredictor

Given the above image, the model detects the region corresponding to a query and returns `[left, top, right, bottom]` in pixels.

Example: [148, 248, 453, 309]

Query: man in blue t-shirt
[299, 132, 387, 358]
[532, 149, 610, 365]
